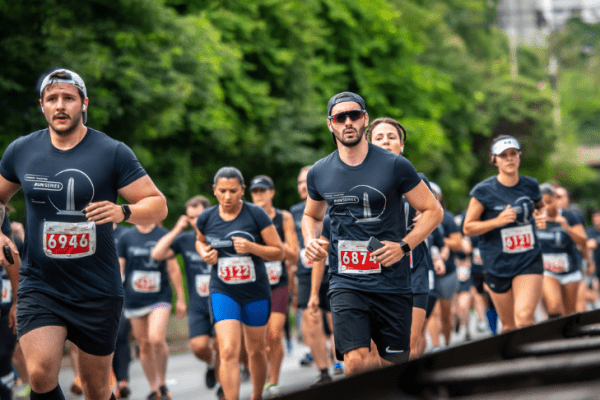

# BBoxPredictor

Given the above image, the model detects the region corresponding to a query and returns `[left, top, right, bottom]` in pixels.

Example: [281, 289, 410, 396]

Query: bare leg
[190, 335, 212, 364]
[343, 347, 370, 376]
[512, 274, 543, 328]
[427, 302, 442, 348]
[77, 347, 114, 400]
[439, 299, 453, 346]
[19, 326, 67, 393]
[301, 308, 329, 371]
[147, 307, 171, 388]
[215, 320, 242, 400]
[488, 289, 516, 332]
[266, 312, 286, 384]
[130, 314, 159, 393]
[243, 325, 268, 400]
[409, 308, 426, 359]
[562, 281, 581, 315]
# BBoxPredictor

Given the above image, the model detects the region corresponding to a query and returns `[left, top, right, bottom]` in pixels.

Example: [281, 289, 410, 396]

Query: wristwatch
[399, 241, 411, 254]
[121, 204, 131, 222]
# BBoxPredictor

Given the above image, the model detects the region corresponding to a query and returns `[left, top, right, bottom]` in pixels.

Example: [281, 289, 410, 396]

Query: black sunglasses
[328, 110, 366, 124]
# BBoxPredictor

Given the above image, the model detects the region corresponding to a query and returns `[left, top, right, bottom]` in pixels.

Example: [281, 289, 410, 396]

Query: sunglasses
[328, 110, 366, 124]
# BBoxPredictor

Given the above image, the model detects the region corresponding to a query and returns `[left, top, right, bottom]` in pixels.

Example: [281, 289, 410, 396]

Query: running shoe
[216, 385, 225, 400]
[115, 381, 131, 398]
[205, 366, 216, 389]
[333, 362, 344, 375]
[299, 352, 313, 366]
[476, 319, 488, 333]
[159, 385, 171, 400]
[70, 377, 83, 395]
[240, 366, 251, 382]
[311, 374, 332, 387]
[15, 383, 31, 400]
[264, 382, 279, 398]
[146, 391, 159, 400]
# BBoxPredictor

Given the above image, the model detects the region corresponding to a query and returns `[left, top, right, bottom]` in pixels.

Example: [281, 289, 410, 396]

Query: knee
[191, 342, 211, 359]
[344, 353, 366, 375]
[27, 364, 56, 391]
[514, 308, 535, 328]
[268, 328, 283, 344]
[219, 344, 239, 364]
[147, 334, 166, 348]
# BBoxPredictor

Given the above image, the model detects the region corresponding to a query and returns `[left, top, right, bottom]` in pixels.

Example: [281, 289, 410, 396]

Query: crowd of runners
[1, 70, 600, 400]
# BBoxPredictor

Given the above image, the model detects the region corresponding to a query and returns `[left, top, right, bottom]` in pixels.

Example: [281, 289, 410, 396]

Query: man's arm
[5, 250, 21, 330]
[166, 257, 187, 319]
[282, 211, 300, 265]
[307, 235, 329, 316]
[152, 216, 188, 261]
[0, 175, 22, 264]
[301, 198, 328, 262]
[372, 181, 443, 267]
[86, 175, 168, 225]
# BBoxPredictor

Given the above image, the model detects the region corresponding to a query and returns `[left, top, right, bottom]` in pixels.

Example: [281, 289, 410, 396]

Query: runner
[195, 167, 285, 400]
[112, 223, 132, 398]
[453, 212, 474, 341]
[248, 175, 299, 397]
[463, 135, 546, 331]
[586, 209, 600, 309]
[0, 68, 167, 400]
[538, 183, 587, 316]
[303, 92, 443, 374]
[151, 196, 220, 393]
[289, 166, 336, 384]
[119, 224, 187, 400]
[366, 117, 439, 358]
[0, 216, 20, 400]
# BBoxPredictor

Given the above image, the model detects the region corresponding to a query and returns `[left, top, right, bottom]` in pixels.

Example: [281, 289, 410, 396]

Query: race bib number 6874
[338, 240, 381, 274]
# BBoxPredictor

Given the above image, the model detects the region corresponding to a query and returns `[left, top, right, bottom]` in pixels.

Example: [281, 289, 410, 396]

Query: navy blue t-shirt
[440, 210, 460, 276]
[307, 143, 421, 294]
[0, 128, 147, 301]
[196, 202, 273, 303]
[267, 209, 289, 289]
[538, 210, 581, 275]
[118, 226, 172, 310]
[0, 216, 13, 318]
[402, 173, 432, 295]
[113, 224, 130, 249]
[171, 230, 211, 313]
[470, 175, 542, 278]
[456, 211, 484, 274]
[290, 201, 314, 278]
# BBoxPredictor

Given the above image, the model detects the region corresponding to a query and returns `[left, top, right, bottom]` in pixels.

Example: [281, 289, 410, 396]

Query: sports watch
[121, 204, 131, 221]
[399, 241, 411, 254]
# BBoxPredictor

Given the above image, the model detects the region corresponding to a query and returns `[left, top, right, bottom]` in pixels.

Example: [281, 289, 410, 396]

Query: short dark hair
[186, 195, 210, 210]
[366, 117, 407, 142]
[213, 166, 245, 188]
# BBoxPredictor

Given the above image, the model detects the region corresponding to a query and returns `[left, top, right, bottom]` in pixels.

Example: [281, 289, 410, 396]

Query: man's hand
[495, 205, 517, 228]
[307, 294, 321, 321]
[0, 234, 17, 266]
[85, 201, 124, 225]
[371, 241, 405, 267]
[232, 237, 254, 255]
[304, 238, 328, 262]
[199, 244, 218, 265]
[174, 215, 189, 232]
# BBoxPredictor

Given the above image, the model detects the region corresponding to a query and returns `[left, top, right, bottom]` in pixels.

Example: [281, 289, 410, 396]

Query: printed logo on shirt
[210, 231, 256, 257]
[26, 170, 95, 215]
[329, 186, 387, 224]
[129, 241, 160, 268]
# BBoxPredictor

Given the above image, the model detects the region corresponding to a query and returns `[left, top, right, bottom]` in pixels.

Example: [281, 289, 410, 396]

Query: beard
[333, 125, 365, 147]
[48, 112, 82, 136]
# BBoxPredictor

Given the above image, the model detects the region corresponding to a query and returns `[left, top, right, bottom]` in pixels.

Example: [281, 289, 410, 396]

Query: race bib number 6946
[43, 221, 96, 259]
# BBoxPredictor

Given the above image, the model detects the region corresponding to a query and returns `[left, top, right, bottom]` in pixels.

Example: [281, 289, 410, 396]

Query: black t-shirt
[196, 202, 273, 303]
[118, 226, 172, 310]
[307, 143, 421, 294]
[0, 128, 147, 301]
[171, 230, 211, 310]
[470, 175, 542, 278]
[538, 210, 581, 275]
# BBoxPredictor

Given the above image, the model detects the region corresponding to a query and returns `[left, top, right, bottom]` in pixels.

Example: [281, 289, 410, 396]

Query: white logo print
[28, 169, 95, 216]
[385, 346, 405, 354]
[331, 185, 386, 224]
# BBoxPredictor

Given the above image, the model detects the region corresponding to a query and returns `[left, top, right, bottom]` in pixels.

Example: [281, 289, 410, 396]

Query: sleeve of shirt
[114, 142, 148, 190]
[564, 210, 583, 227]
[0, 139, 20, 184]
[394, 156, 421, 195]
[251, 204, 274, 231]
[306, 165, 324, 201]
[321, 215, 331, 240]
[1, 216, 12, 237]
[528, 177, 542, 203]
[469, 181, 488, 206]
[196, 207, 211, 235]
[170, 234, 182, 254]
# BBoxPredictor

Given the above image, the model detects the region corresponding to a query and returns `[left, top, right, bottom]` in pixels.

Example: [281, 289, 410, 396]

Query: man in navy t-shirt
[0, 68, 167, 400]
[302, 92, 443, 374]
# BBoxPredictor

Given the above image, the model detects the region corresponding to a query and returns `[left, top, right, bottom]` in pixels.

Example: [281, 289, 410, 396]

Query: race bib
[338, 240, 381, 274]
[300, 248, 313, 269]
[218, 256, 255, 284]
[132, 270, 161, 293]
[43, 221, 96, 259]
[501, 225, 535, 254]
[195, 274, 210, 297]
[265, 261, 283, 285]
[543, 253, 569, 273]
[457, 266, 471, 282]
[428, 270, 435, 291]
[1, 279, 11, 304]
[472, 248, 483, 265]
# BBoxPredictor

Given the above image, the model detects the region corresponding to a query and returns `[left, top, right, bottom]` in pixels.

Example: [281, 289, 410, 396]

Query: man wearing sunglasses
[302, 92, 443, 375]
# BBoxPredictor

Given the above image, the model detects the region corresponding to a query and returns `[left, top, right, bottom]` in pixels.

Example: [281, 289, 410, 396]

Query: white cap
[40, 69, 87, 123]
[491, 137, 520, 156]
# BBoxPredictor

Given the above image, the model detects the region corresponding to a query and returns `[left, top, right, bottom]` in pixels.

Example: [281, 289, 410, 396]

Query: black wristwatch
[399, 241, 411, 254]
[121, 204, 131, 222]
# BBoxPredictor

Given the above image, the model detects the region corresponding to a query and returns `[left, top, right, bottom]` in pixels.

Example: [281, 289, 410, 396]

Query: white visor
[491, 137, 520, 156]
